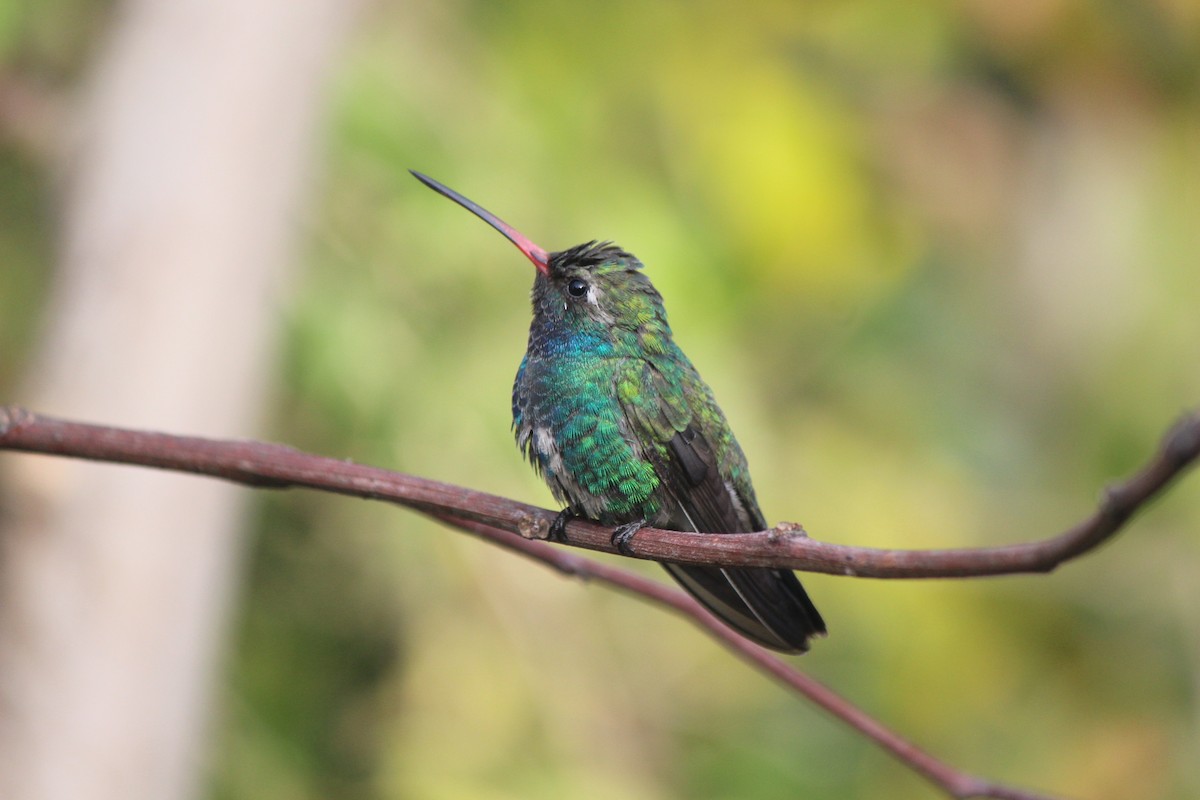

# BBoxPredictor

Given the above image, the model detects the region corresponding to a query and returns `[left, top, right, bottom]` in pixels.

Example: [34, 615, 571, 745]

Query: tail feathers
[724, 568, 826, 651]
[663, 563, 826, 653]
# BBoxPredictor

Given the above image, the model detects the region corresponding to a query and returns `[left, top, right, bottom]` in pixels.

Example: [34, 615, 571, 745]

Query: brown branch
[1, 405, 1196, 578]
[9, 405, 1177, 797]
[432, 512, 1060, 799]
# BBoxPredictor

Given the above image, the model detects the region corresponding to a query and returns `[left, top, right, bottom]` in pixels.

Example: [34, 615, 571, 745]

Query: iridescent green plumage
[413, 172, 826, 653]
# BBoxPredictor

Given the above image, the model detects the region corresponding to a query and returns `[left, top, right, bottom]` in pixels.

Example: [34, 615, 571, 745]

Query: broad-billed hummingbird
[412, 171, 826, 653]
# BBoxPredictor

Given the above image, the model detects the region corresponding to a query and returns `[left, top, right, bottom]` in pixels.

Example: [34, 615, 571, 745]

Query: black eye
[567, 278, 588, 297]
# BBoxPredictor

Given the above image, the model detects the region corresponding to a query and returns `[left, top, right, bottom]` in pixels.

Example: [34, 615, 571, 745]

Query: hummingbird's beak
[410, 170, 550, 276]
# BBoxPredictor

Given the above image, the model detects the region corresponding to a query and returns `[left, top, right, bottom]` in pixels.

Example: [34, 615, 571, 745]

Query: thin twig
[1, 405, 1196, 578]
[433, 511, 1060, 800]
[10, 405, 1186, 797]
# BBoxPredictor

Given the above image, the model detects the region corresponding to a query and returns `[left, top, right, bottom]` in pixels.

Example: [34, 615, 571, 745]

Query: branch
[1, 405, 1196, 578]
[433, 512, 1059, 799]
[8, 404, 1167, 797]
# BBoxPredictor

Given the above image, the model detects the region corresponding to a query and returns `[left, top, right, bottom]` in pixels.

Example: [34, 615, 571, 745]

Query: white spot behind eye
[585, 285, 616, 324]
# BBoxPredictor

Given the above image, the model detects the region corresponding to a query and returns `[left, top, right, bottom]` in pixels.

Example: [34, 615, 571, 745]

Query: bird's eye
[567, 278, 588, 297]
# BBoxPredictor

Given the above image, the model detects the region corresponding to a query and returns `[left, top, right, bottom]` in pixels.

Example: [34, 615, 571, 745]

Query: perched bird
[412, 171, 826, 653]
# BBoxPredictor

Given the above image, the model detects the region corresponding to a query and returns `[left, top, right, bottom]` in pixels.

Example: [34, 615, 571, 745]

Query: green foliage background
[3, 2, 1199, 798]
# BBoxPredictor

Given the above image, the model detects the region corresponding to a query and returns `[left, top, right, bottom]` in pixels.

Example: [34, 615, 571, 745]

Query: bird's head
[411, 171, 666, 338]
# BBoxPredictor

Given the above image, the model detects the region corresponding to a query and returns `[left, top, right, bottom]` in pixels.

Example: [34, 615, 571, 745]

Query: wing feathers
[619, 360, 826, 653]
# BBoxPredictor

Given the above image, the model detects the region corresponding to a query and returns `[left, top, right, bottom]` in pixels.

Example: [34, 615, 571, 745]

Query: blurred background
[2, 1, 1198, 799]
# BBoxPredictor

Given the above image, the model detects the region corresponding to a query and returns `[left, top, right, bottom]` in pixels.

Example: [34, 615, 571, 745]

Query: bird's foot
[548, 508, 578, 542]
[610, 519, 647, 556]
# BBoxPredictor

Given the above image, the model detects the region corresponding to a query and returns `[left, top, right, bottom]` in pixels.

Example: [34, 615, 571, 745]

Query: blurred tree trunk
[0, 1, 358, 799]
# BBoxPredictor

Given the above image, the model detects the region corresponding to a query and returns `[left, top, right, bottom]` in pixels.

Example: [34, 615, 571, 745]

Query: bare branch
[2, 405, 1195, 578]
[432, 512, 1062, 800]
[10, 404, 1182, 797]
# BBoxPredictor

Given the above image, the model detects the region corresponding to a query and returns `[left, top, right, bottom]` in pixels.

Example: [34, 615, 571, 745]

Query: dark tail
[662, 563, 826, 653]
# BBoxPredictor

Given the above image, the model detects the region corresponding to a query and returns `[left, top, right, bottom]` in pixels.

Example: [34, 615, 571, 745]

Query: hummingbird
[411, 171, 826, 653]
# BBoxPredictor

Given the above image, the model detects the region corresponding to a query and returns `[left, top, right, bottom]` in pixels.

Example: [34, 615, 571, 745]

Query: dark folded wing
[620, 362, 825, 653]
